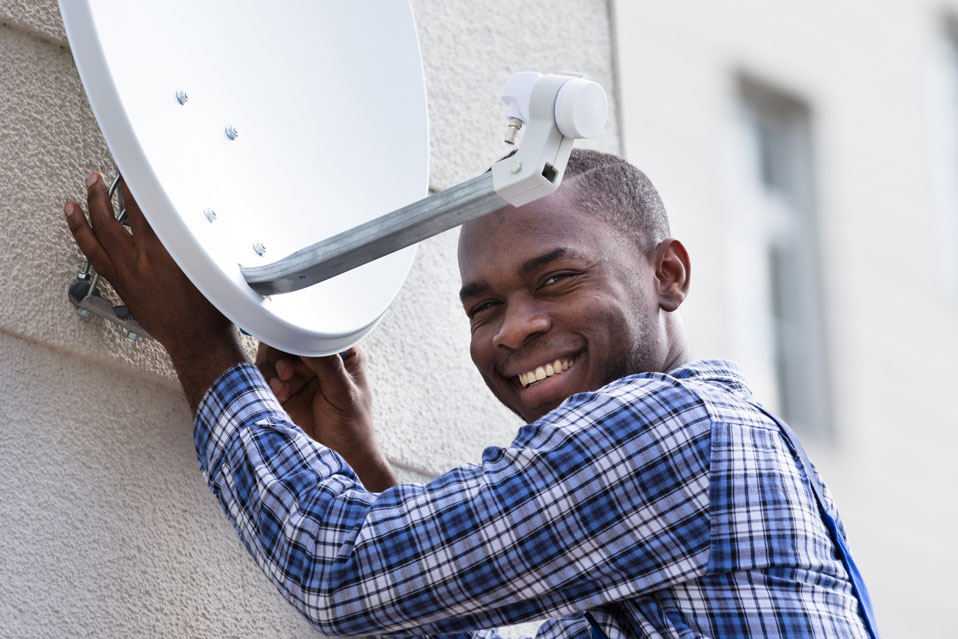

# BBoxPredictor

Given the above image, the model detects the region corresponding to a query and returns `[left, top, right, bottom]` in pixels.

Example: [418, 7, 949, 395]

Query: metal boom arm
[241, 173, 506, 295]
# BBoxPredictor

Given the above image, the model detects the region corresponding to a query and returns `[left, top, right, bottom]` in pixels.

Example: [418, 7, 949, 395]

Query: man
[65, 150, 875, 638]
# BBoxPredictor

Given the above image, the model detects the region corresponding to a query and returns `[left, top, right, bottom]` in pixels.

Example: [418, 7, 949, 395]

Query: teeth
[517, 357, 576, 387]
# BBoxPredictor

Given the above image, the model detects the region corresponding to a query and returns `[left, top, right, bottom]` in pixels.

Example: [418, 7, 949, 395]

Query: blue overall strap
[749, 402, 881, 639]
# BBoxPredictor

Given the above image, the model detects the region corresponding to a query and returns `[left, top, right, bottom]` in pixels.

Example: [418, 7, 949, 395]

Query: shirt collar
[666, 359, 753, 397]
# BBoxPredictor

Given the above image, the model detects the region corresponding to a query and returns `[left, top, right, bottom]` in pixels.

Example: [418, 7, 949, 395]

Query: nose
[492, 297, 551, 350]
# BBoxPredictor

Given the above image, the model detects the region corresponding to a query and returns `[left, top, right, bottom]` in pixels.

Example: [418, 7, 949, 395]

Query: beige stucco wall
[614, 2, 958, 637]
[0, 1, 619, 636]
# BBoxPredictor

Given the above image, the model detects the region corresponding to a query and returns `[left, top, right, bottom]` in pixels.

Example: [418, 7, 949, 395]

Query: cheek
[469, 329, 494, 370]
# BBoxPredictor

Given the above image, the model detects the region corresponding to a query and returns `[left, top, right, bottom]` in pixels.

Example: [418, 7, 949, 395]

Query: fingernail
[86, 172, 100, 188]
[268, 378, 283, 394]
[64, 202, 77, 218]
[275, 360, 289, 376]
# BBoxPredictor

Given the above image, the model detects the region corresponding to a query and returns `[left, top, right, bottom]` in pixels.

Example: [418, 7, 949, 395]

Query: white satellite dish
[60, 0, 429, 355]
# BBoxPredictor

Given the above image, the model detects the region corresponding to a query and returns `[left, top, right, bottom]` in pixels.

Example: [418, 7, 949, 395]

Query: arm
[66, 172, 398, 491]
[194, 364, 713, 636]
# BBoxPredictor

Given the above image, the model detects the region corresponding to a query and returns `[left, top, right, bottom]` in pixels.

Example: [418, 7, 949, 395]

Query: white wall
[614, 2, 958, 637]
[0, 1, 619, 636]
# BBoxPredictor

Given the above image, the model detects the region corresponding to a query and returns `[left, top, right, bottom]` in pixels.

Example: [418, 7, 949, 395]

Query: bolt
[176, 89, 189, 105]
[253, 242, 266, 256]
[204, 208, 217, 223]
[76, 307, 92, 319]
[504, 117, 523, 145]
[126, 331, 141, 342]
[510, 160, 523, 174]
[225, 124, 239, 140]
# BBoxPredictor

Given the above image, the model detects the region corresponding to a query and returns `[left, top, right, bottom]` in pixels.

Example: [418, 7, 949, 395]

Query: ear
[653, 238, 690, 312]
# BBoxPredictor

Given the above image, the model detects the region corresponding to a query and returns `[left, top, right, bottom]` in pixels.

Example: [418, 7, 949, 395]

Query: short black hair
[562, 149, 671, 253]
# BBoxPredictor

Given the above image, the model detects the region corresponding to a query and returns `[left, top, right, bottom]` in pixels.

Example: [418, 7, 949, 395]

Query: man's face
[458, 184, 665, 423]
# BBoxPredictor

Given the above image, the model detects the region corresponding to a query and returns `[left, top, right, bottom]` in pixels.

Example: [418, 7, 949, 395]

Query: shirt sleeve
[194, 364, 712, 637]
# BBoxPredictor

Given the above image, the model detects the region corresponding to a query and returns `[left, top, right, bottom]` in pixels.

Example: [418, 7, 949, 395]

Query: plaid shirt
[195, 360, 870, 638]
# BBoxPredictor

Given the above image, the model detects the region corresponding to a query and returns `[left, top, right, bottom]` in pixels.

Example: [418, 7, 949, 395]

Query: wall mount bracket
[67, 174, 152, 342]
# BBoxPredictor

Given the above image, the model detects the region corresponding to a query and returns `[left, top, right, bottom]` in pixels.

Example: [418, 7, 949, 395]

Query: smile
[517, 357, 577, 388]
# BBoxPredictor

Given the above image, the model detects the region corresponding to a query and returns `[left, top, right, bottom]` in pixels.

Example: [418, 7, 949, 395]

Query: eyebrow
[459, 247, 572, 301]
[518, 247, 569, 277]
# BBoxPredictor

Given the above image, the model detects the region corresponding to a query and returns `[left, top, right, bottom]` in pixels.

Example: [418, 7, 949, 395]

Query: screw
[126, 331, 141, 342]
[176, 89, 189, 105]
[76, 307, 92, 319]
[204, 208, 217, 223]
[510, 160, 523, 174]
[225, 124, 239, 140]
[253, 242, 266, 256]
[504, 117, 523, 145]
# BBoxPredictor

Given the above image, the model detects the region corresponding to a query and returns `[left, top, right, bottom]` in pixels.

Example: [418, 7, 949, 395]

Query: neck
[659, 313, 693, 373]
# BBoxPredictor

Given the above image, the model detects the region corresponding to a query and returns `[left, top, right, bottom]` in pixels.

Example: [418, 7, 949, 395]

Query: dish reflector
[60, 0, 429, 355]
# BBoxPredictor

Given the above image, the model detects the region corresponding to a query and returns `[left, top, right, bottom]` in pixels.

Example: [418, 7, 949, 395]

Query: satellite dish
[60, 0, 429, 355]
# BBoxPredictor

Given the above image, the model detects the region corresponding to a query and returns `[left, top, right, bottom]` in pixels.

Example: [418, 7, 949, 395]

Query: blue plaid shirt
[195, 359, 870, 638]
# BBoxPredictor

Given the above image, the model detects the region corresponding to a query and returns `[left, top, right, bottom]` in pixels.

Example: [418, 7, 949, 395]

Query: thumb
[299, 353, 351, 395]
[340, 347, 368, 381]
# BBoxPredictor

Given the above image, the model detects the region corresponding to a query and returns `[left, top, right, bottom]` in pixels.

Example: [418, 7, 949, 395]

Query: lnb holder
[241, 71, 608, 296]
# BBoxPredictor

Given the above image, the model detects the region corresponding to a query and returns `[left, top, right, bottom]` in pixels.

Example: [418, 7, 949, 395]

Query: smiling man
[458, 152, 690, 423]
[65, 149, 877, 638]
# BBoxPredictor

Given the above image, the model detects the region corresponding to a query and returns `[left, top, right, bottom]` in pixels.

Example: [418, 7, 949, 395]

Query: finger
[65, 201, 117, 280]
[275, 358, 300, 381]
[255, 342, 277, 377]
[86, 172, 135, 260]
[118, 177, 159, 248]
[259, 345, 302, 385]
[299, 354, 352, 395]
[274, 359, 314, 398]
[341, 346, 367, 380]
[268, 361, 317, 403]
[268, 376, 290, 402]
[255, 343, 291, 400]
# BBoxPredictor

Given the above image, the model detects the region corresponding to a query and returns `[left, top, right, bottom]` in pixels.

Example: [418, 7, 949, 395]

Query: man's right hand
[256, 344, 399, 492]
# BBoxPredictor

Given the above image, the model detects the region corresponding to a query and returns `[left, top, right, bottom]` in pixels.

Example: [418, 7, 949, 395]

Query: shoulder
[513, 364, 739, 478]
[541, 360, 754, 440]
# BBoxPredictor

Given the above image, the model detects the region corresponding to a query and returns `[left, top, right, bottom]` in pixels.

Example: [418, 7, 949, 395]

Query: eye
[467, 300, 499, 319]
[540, 272, 576, 288]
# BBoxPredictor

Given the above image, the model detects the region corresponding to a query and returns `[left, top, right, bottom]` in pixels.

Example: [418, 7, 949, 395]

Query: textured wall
[0, 1, 619, 636]
[613, 2, 958, 637]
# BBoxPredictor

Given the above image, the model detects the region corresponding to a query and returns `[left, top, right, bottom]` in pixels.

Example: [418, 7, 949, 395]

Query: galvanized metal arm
[241, 72, 608, 296]
[242, 173, 506, 295]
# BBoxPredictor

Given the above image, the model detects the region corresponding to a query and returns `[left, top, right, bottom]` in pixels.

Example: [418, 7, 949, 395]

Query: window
[929, 19, 958, 295]
[727, 78, 832, 435]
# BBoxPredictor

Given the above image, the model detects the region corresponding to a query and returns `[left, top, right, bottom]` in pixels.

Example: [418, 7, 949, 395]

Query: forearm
[167, 329, 248, 413]
[338, 447, 399, 492]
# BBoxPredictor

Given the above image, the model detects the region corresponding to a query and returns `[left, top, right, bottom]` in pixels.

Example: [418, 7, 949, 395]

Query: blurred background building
[614, 2, 958, 637]
[0, 1, 953, 637]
